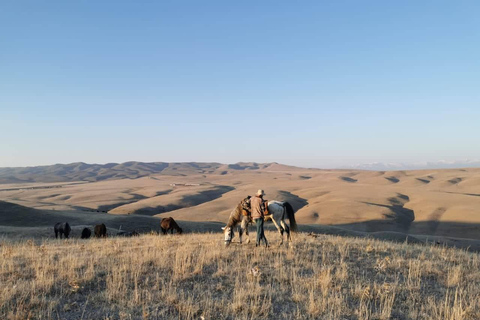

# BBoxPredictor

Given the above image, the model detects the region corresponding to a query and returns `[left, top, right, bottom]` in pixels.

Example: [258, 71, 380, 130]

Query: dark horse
[94, 224, 107, 238]
[160, 217, 183, 234]
[54, 222, 71, 239]
[81, 227, 91, 239]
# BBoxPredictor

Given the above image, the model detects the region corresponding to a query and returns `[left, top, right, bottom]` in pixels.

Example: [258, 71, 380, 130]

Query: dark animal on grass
[94, 223, 107, 238]
[54, 222, 71, 239]
[160, 217, 183, 234]
[81, 227, 91, 239]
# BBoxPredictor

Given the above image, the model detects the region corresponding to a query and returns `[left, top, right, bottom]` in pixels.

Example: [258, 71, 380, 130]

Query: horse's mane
[226, 200, 245, 228]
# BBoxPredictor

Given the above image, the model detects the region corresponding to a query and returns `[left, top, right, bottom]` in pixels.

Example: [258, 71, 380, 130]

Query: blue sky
[1, 1, 479, 168]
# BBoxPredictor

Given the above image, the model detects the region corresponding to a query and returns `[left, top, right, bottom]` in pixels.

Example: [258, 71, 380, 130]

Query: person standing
[251, 189, 268, 247]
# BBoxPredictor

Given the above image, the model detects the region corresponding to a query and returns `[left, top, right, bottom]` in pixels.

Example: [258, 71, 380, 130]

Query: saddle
[241, 198, 271, 219]
[264, 200, 271, 218]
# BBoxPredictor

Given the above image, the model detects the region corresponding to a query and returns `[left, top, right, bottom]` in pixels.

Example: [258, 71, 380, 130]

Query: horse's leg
[55, 231, 58, 239]
[281, 220, 291, 241]
[270, 217, 284, 245]
[241, 218, 250, 244]
[238, 226, 243, 244]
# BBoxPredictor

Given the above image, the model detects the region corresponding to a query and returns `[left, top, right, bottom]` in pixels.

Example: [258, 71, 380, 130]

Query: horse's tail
[283, 202, 297, 232]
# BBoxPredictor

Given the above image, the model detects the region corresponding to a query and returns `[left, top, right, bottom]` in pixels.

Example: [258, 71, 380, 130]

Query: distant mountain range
[2, 159, 478, 184]
[343, 160, 480, 171]
[0, 161, 295, 184]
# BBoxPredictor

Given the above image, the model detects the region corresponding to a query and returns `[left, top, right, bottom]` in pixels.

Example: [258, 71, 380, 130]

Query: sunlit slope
[1, 165, 480, 240]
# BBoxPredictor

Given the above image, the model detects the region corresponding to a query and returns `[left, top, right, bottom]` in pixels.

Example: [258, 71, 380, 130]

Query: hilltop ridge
[0, 161, 294, 184]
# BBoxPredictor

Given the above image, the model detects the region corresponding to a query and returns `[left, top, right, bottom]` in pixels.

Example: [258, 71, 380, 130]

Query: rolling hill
[1, 162, 480, 248]
[0, 161, 288, 183]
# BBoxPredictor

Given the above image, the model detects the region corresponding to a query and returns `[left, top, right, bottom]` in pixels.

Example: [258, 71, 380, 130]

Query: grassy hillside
[2, 166, 480, 243]
[1, 232, 479, 319]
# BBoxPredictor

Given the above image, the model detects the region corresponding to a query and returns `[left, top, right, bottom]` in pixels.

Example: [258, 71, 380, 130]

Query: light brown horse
[222, 196, 252, 246]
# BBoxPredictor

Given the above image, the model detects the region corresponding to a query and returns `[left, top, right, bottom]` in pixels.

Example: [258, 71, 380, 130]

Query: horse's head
[222, 226, 235, 246]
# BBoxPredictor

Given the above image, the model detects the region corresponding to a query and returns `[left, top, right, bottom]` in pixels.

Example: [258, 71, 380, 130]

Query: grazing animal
[160, 217, 183, 234]
[222, 196, 252, 247]
[94, 223, 107, 238]
[81, 227, 91, 239]
[54, 222, 71, 239]
[223, 198, 297, 246]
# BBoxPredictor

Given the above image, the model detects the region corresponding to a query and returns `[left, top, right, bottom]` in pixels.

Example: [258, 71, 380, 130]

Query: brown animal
[94, 223, 107, 238]
[160, 217, 183, 234]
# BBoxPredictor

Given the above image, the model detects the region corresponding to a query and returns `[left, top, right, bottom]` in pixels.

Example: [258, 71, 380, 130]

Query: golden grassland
[3, 167, 480, 242]
[1, 232, 480, 320]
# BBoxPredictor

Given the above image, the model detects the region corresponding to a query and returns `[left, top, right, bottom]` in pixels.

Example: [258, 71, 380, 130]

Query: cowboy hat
[256, 189, 265, 196]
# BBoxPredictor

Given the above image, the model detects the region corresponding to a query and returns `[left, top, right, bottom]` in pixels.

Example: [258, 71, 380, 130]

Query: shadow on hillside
[131, 186, 235, 216]
[274, 190, 309, 212]
[227, 163, 260, 170]
[443, 191, 480, 197]
[447, 177, 463, 184]
[360, 196, 415, 232]
[97, 194, 149, 212]
[385, 176, 400, 183]
[297, 221, 480, 251]
[416, 178, 430, 184]
[322, 219, 480, 242]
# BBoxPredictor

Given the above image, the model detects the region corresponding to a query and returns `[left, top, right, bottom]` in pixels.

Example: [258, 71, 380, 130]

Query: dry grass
[1, 232, 480, 319]
[3, 166, 480, 242]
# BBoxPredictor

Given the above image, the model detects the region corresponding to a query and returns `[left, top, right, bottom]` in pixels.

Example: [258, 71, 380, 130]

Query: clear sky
[1, 1, 479, 168]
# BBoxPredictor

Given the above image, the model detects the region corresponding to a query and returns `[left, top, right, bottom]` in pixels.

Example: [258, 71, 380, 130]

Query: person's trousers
[255, 218, 267, 246]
